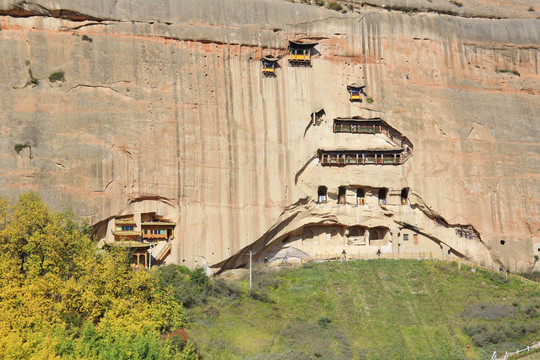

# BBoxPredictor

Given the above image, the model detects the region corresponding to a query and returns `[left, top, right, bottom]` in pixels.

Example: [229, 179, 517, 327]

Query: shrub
[49, 71, 65, 82]
[249, 288, 273, 302]
[81, 34, 93, 42]
[26, 68, 39, 87]
[253, 270, 280, 290]
[14, 144, 30, 153]
[395, 6, 414, 13]
[326, 1, 343, 11]
[522, 303, 538, 318]
[450, 1, 463, 7]
[495, 68, 520, 76]
[464, 321, 538, 347]
[366, 97, 374, 104]
[317, 316, 332, 328]
[208, 278, 241, 300]
[314, 0, 324, 5]
[528, 7, 534, 12]
[190, 267, 209, 288]
[460, 303, 516, 320]
[520, 271, 540, 282]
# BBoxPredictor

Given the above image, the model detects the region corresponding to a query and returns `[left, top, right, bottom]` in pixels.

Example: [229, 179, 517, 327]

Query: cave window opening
[338, 187, 346, 204]
[348, 228, 360, 237]
[357, 188, 365, 206]
[378, 188, 387, 206]
[500, 240, 505, 245]
[317, 186, 327, 203]
[311, 108, 325, 126]
[401, 188, 409, 205]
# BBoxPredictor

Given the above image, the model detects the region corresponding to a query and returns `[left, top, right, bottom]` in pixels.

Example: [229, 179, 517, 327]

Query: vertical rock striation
[0, 0, 538, 271]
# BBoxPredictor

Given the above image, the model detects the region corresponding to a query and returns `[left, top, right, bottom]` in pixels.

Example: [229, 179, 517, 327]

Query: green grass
[186, 260, 540, 359]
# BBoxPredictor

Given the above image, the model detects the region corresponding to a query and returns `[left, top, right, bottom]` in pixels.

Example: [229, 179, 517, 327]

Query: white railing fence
[493, 342, 540, 360]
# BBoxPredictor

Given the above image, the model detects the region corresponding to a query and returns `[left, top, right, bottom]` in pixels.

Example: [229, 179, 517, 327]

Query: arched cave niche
[401, 188, 409, 205]
[378, 188, 388, 205]
[370, 227, 389, 242]
[346, 226, 367, 246]
[302, 228, 317, 245]
[338, 186, 346, 204]
[317, 186, 328, 203]
[356, 188, 365, 205]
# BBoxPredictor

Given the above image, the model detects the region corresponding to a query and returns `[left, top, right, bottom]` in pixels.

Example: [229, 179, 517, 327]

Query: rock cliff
[0, 0, 538, 272]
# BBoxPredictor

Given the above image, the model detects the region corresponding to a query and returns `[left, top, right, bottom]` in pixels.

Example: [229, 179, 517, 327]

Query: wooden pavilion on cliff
[262, 56, 279, 76]
[112, 217, 139, 241]
[108, 216, 175, 269]
[347, 84, 366, 102]
[288, 40, 317, 65]
[141, 218, 175, 241]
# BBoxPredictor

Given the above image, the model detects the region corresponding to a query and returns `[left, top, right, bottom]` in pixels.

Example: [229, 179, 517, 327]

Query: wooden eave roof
[115, 219, 136, 225]
[141, 221, 176, 226]
[112, 230, 141, 236]
[347, 84, 365, 91]
[288, 40, 317, 48]
[334, 117, 383, 124]
[262, 56, 279, 62]
[108, 241, 152, 248]
[318, 149, 405, 154]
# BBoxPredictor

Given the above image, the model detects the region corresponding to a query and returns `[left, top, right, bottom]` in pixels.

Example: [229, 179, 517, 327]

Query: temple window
[357, 189, 365, 205]
[401, 188, 409, 205]
[403, 234, 409, 241]
[378, 188, 387, 205]
[311, 108, 325, 126]
[338, 187, 346, 204]
[317, 186, 328, 203]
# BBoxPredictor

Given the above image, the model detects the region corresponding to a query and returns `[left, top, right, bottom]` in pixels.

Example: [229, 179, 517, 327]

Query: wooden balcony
[319, 150, 408, 166]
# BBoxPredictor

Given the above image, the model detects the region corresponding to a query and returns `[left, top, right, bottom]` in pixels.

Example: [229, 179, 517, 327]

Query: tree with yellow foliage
[0, 192, 197, 359]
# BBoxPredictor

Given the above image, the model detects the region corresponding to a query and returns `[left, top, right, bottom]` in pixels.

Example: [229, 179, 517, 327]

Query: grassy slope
[187, 260, 540, 360]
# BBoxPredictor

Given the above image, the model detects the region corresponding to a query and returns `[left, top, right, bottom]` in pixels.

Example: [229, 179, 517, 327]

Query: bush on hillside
[158, 265, 240, 307]
[460, 303, 516, 320]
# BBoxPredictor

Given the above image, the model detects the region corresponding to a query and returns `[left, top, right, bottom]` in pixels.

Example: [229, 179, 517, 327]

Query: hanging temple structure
[0, 0, 538, 273]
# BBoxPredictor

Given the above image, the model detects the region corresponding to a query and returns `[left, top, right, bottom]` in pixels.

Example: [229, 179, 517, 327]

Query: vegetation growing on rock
[49, 71, 65, 82]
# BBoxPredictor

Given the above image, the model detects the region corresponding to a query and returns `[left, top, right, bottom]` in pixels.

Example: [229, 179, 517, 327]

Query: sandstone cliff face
[0, 0, 538, 271]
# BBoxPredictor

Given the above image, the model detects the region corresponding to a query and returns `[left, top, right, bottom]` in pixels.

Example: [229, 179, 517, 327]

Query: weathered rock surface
[0, 0, 538, 271]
